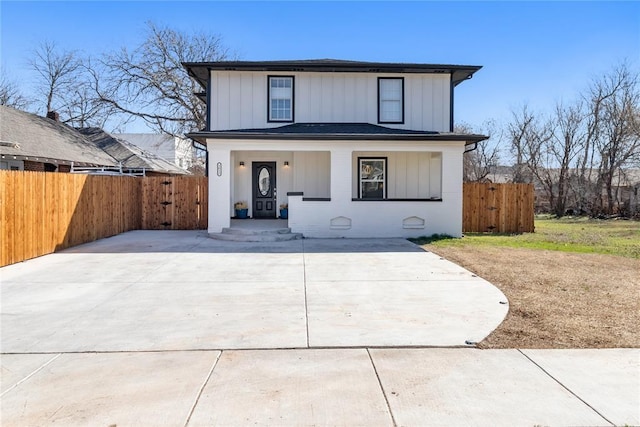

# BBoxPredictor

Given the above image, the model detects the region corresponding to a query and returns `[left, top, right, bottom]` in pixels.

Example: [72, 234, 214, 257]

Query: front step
[221, 227, 294, 235]
[209, 227, 303, 242]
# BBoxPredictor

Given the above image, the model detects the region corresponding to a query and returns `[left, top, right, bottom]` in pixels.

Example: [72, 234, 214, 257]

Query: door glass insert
[258, 167, 270, 196]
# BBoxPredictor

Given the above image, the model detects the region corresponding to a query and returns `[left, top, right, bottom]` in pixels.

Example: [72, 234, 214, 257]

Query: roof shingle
[0, 106, 117, 166]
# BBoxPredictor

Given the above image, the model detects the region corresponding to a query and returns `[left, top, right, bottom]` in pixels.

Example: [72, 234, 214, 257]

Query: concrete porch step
[210, 228, 303, 242]
[221, 227, 293, 235]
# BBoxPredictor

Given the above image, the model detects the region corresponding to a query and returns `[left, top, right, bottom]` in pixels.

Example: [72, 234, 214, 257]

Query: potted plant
[234, 201, 248, 219]
[279, 203, 288, 219]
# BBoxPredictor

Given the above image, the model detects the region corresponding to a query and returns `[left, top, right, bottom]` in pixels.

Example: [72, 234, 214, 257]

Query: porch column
[330, 147, 352, 204]
[208, 146, 231, 233]
[442, 146, 464, 237]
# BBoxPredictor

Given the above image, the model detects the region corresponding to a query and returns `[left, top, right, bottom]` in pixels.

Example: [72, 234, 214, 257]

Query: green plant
[408, 233, 454, 245]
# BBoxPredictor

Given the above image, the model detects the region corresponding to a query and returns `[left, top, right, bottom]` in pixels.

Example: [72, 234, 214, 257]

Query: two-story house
[183, 59, 487, 238]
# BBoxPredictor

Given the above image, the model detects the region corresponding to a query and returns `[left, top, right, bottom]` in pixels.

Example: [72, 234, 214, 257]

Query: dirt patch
[425, 245, 640, 349]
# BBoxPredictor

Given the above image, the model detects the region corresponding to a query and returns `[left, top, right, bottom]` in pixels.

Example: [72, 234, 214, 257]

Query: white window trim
[268, 75, 294, 123]
[378, 77, 404, 124]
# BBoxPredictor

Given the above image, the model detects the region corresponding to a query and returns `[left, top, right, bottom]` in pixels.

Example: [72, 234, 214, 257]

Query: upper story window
[268, 76, 294, 122]
[378, 77, 404, 124]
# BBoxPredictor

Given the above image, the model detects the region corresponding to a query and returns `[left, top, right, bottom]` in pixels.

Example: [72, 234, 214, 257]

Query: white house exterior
[184, 59, 487, 238]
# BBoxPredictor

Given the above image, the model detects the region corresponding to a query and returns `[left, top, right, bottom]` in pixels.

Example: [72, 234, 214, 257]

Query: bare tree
[504, 64, 640, 217]
[0, 72, 31, 109]
[549, 101, 586, 216]
[506, 105, 556, 210]
[507, 101, 589, 216]
[29, 41, 82, 115]
[458, 121, 501, 182]
[59, 60, 118, 128]
[587, 63, 640, 215]
[506, 104, 538, 184]
[95, 22, 233, 135]
[27, 42, 123, 127]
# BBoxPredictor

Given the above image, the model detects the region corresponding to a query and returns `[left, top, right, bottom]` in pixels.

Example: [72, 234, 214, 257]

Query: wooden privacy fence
[1, 172, 532, 266]
[0, 172, 207, 267]
[142, 176, 208, 229]
[463, 183, 535, 233]
[1, 171, 142, 267]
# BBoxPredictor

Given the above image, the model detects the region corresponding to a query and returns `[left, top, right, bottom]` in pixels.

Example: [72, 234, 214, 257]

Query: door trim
[252, 161, 277, 219]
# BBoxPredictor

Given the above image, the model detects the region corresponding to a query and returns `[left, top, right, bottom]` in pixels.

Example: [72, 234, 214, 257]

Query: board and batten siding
[292, 151, 331, 198]
[352, 152, 442, 199]
[210, 71, 451, 132]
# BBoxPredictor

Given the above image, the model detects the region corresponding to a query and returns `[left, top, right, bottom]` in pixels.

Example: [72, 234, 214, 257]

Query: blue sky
[1, 1, 639, 132]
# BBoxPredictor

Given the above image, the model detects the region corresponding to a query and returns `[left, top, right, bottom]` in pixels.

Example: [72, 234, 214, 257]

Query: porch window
[358, 157, 387, 199]
[378, 77, 404, 124]
[268, 76, 294, 122]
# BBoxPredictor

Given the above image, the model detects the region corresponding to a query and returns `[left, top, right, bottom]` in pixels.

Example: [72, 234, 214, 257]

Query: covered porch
[206, 136, 468, 238]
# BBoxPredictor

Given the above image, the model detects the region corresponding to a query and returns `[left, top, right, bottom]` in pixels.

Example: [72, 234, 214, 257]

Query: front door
[252, 162, 277, 219]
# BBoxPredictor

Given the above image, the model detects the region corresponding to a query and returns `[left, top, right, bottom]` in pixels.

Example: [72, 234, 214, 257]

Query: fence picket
[462, 183, 534, 233]
[1, 172, 533, 267]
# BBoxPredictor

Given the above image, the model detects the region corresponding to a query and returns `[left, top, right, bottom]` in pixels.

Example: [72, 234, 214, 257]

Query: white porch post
[208, 146, 231, 233]
[442, 147, 464, 237]
[330, 147, 352, 204]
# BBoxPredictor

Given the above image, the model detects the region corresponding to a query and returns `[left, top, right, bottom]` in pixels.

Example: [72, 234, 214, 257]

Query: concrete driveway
[1, 231, 638, 426]
[1, 231, 508, 352]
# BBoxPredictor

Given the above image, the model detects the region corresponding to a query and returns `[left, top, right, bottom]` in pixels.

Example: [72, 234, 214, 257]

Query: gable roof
[77, 128, 189, 175]
[0, 106, 117, 167]
[187, 123, 488, 145]
[184, 59, 482, 90]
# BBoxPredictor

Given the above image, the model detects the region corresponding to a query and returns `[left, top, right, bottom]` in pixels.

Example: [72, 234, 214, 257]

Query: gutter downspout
[464, 142, 478, 153]
[449, 76, 454, 132]
[450, 73, 474, 132]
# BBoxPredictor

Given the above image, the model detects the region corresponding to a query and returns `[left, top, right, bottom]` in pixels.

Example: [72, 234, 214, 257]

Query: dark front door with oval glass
[252, 162, 277, 219]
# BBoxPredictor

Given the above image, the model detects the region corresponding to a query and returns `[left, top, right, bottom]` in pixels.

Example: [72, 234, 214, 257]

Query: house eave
[183, 60, 482, 90]
[186, 131, 488, 146]
[0, 153, 115, 167]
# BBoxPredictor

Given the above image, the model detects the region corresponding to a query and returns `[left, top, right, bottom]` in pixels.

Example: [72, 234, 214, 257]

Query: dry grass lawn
[418, 218, 640, 349]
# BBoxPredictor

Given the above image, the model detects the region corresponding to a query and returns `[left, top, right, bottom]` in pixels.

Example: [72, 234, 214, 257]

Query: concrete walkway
[1, 231, 638, 426]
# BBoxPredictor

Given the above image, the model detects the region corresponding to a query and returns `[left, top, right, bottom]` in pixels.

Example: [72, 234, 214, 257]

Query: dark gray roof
[187, 123, 488, 145]
[0, 106, 117, 166]
[219, 123, 439, 135]
[184, 59, 482, 90]
[77, 128, 189, 175]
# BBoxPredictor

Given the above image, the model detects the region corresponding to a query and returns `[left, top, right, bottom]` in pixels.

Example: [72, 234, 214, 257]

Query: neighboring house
[183, 59, 487, 237]
[114, 133, 196, 171]
[0, 106, 186, 176]
[78, 128, 189, 176]
[0, 106, 117, 172]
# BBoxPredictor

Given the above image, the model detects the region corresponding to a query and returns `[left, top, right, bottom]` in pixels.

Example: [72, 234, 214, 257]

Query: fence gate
[141, 176, 208, 230]
[463, 183, 534, 233]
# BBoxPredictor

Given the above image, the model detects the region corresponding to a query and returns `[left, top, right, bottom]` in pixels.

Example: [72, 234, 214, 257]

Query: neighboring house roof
[114, 133, 177, 160]
[184, 58, 482, 90]
[188, 123, 488, 145]
[0, 106, 117, 167]
[77, 128, 189, 175]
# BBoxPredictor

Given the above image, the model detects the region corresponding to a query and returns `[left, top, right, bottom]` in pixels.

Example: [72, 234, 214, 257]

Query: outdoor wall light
[239, 161, 245, 167]
[284, 161, 289, 167]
